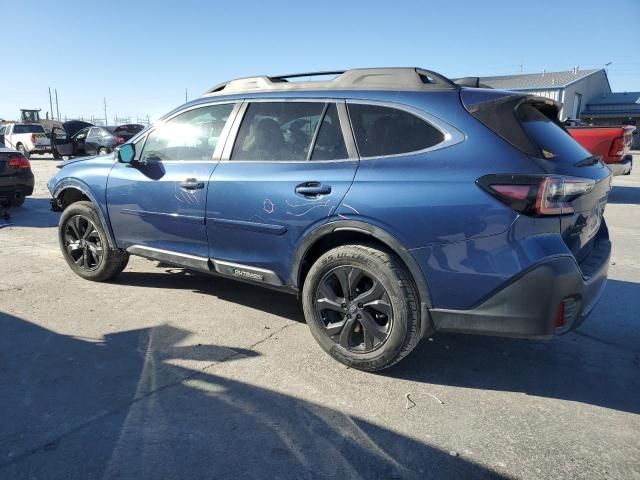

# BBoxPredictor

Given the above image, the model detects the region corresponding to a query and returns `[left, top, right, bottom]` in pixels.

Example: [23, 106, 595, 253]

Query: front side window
[231, 102, 325, 161]
[348, 104, 444, 158]
[141, 103, 234, 161]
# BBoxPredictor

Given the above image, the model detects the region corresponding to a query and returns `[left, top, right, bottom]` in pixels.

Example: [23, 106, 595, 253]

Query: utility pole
[55, 89, 60, 121]
[185, 88, 188, 103]
[48, 88, 54, 123]
[103, 98, 108, 126]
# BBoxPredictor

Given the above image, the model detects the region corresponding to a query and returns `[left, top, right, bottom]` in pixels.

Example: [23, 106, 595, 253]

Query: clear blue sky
[1, 0, 638, 122]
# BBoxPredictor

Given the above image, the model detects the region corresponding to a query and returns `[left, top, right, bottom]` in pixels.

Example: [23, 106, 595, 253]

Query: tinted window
[141, 103, 234, 161]
[348, 104, 444, 157]
[518, 104, 590, 162]
[13, 124, 46, 134]
[231, 102, 325, 161]
[310, 104, 348, 161]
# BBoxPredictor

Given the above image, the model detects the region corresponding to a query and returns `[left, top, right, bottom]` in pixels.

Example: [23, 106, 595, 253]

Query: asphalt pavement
[0, 155, 639, 479]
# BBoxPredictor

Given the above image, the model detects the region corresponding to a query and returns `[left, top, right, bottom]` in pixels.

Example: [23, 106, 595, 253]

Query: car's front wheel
[58, 201, 129, 281]
[302, 244, 421, 371]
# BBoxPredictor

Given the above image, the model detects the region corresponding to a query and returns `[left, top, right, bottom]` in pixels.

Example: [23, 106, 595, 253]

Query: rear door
[206, 99, 358, 285]
[106, 102, 238, 258]
[85, 127, 102, 155]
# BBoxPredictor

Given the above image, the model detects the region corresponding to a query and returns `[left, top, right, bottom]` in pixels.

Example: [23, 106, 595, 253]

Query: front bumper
[429, 229, 610, 338]
[607, 155, 633, 176]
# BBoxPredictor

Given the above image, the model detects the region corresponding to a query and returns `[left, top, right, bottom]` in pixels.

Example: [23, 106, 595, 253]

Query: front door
[107, 102, 237, 259]
[207, 100, 358, 284]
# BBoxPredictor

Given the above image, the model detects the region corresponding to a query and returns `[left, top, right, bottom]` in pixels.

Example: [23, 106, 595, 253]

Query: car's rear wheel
[58, 201, 129, 281]
[17, 144, 29, 159]
[302, 244, 421, 371]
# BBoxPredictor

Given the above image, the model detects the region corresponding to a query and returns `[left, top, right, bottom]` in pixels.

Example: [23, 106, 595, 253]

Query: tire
[302, 244, 421, 371]
[10, 195, 25, 207]
[98, 147, 108, 155]
[17, 144, 29, 159]
[53, 152, 62, 159]
[58, 201, 129, 281]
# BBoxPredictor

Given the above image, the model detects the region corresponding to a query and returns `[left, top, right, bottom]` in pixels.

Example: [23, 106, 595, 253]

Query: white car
[0, 123, 52, 158]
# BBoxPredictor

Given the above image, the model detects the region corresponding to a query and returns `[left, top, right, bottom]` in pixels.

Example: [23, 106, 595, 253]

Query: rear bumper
[430, 229, 610, 338]
[0, 177, 33, 204]
[607, 155, 632, 176]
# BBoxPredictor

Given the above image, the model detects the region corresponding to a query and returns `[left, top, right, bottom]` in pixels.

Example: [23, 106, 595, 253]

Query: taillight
[477, 174, 595, 216]
[608, 136, 625, 158]
[8, 153, 31, 169]
[31, 133, 36, 144]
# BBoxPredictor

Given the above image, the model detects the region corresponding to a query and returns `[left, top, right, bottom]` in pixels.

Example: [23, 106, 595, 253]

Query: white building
[479, 68, 611, 121]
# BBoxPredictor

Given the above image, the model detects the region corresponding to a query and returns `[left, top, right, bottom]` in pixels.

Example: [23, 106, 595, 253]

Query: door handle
[180, 178, 205, 190]
[295, 182, 332, 197]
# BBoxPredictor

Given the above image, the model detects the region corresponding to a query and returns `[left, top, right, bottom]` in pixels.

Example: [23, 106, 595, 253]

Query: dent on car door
[206, 100, 359, 284]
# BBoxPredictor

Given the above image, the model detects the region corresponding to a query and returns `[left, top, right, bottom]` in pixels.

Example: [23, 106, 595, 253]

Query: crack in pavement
[0, 321, 301, 470]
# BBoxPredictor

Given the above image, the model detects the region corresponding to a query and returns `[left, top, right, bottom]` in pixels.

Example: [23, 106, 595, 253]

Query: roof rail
[203, 67, 457, 96]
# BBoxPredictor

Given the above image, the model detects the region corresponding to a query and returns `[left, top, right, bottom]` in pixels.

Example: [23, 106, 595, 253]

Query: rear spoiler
[453, 77, 494, 89]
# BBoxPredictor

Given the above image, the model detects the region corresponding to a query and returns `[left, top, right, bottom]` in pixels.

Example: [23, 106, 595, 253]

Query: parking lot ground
[1, 155, 639, 479]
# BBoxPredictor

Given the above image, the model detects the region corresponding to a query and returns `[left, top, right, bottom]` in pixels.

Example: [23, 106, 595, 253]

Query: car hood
[56, 152, 114, 169]
[62, 120, 94, 137]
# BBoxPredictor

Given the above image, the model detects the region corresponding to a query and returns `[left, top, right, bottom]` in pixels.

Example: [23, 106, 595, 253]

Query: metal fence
[62, 115, 151, 126]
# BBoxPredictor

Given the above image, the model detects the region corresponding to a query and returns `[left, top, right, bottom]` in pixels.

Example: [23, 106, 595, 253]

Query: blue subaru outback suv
[48, 68, 612, 371]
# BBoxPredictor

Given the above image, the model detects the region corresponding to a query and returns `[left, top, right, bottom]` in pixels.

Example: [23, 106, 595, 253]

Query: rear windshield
[518, 104, 590, 162]
[13, 124, 46, 134]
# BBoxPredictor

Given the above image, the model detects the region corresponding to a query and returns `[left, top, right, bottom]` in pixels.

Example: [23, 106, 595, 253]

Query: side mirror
[117, 143, 135, 163]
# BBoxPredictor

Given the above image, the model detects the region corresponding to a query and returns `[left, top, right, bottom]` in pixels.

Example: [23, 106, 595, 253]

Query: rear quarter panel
[333, 91, 557, 310]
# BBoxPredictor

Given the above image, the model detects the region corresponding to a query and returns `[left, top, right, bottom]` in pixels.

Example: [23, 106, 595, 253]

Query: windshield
[13, 124, 46, 134]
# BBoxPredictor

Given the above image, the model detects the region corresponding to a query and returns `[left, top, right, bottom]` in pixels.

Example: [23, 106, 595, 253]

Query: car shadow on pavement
[115, 266, 640, 415]
[0, 312, 506, 480]
[115, 266, 306, 323]
[607, 185, 640, 205]
[0, 197, 59, 229]
[388, 278, 640, 415]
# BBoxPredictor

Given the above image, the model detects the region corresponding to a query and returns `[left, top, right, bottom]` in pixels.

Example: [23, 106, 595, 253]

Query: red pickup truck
[567, 125, 636, 175]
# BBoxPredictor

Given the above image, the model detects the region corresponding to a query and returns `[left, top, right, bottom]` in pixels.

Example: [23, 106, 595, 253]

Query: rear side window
[518, 104, 590, 162]
[310, 104, 348, 161]
[348, 104, 444, 158]
[231, 102, 325, 161]
[13, 124, 45, 134]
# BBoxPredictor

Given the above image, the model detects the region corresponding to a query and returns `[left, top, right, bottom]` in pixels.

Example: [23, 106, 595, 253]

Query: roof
[586, 91, 640, 106]
[479, 69, 602, 90]
[203, 68, 457, 96]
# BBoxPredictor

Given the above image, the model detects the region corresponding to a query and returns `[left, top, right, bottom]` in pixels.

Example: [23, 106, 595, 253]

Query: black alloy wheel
[314, 265, 393, 353]
[63, 214, 104, 271]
